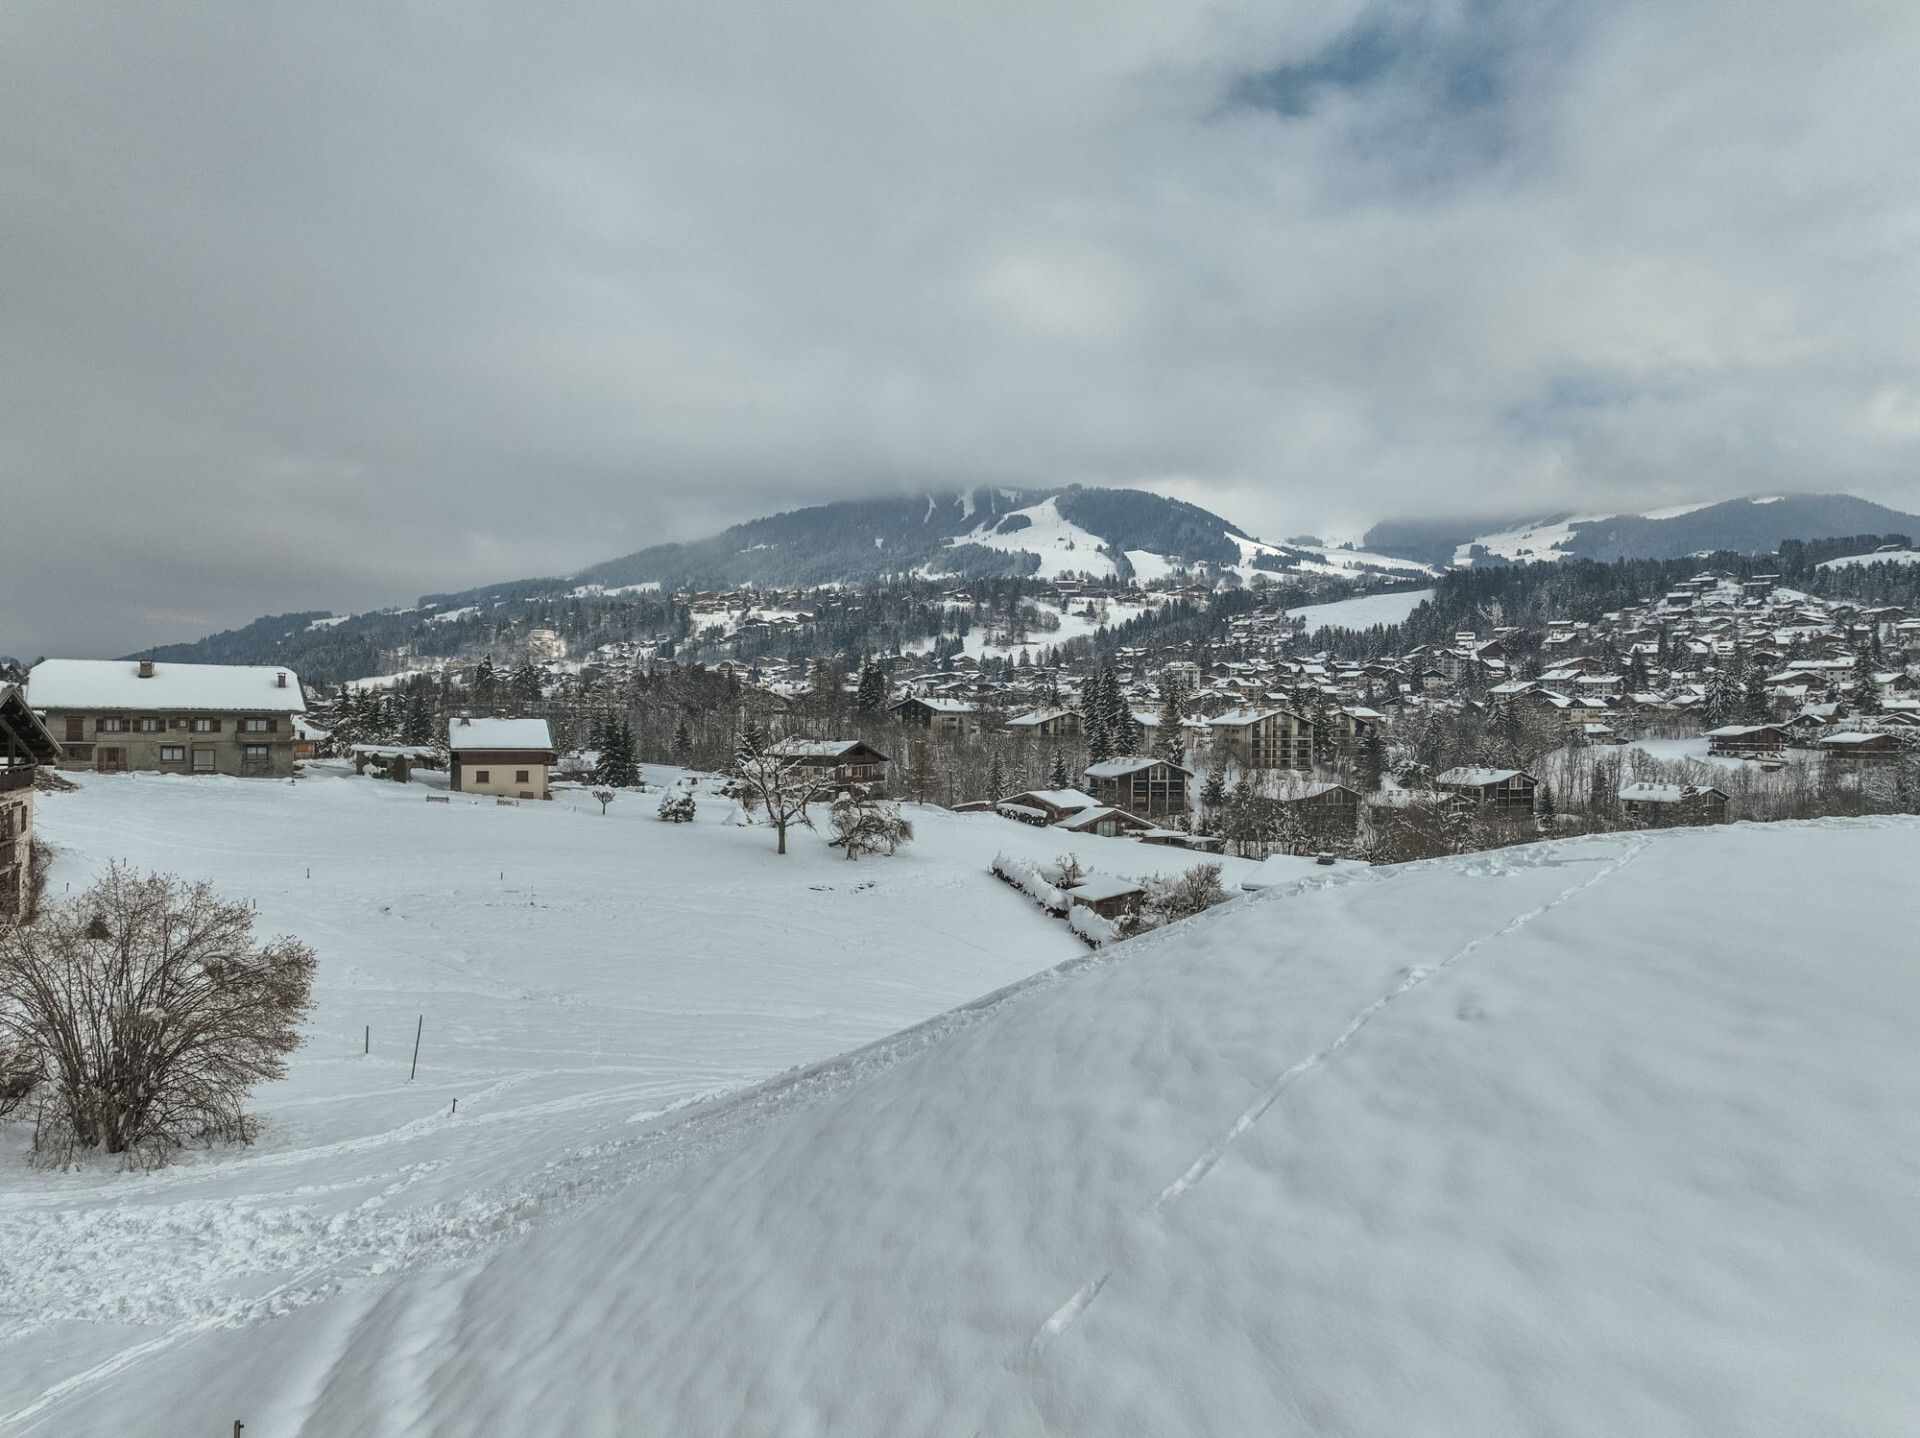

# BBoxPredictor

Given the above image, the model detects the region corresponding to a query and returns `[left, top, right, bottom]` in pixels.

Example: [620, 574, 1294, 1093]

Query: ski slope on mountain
[17, 814, 1920, 1436]
[0, 768, 1253, 1432]
[944, 496, 1121, 579]
[1287, 586, 1433, 632]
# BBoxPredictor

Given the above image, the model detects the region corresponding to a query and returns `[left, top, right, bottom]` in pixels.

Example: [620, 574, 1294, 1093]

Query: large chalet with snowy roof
[1435, 767, 1538, 815]
[28, 658, 306, 778]
[1084, 756, 1190, 818]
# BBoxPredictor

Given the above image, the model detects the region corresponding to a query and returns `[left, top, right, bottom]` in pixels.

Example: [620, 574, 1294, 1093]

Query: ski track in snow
[1028, 836, 1650, 1357]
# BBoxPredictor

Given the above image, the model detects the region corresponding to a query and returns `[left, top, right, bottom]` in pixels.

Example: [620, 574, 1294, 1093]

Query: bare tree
[732, 739, 833, 855]
[0, 866, 316, 1167]
[828, 793, 914, 860]
[592, 788, 616, 815]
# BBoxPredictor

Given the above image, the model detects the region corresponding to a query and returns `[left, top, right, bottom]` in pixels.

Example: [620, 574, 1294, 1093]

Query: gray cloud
[3, 0, 1918, 655]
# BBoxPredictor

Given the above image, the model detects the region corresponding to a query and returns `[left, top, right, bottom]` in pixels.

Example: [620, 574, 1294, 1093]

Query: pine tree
[1154, 677, 1187, 767]
[855, 662, 889, 717]
[1047, 752, 1071, 789]
[672, 717, 693, 764]
[596, 720, 640, 787]
[510, 662, 543, 708]
[400, 686, 436, 747]
[1081, 674, 1113, 766]
[984, 753, 1006, 802]
[1103, 667, 1141, 756]
[1355, 731, 1387, 794]
[1200, 769, 1226, 812]
[1853, 650, 1882, 714]
[472, 658, 499, 710]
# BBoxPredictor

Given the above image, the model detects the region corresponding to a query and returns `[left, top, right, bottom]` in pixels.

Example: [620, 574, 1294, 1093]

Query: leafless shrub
[0, 865, 316, 1168]
[828, 793, 914, 860]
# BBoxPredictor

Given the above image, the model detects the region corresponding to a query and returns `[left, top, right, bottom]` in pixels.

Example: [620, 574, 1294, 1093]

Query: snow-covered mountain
[565, 484, 1434, 593]
[1365, 492, 1920, 568]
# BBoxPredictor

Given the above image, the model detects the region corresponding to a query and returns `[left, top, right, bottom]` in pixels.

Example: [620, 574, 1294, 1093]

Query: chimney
[459, 716, 471, 726]
[276, 671, 287, 688]
[138, 659, 155, 679]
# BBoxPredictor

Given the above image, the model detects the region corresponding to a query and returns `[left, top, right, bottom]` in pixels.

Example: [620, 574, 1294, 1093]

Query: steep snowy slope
[25, 818, 1920, 1436]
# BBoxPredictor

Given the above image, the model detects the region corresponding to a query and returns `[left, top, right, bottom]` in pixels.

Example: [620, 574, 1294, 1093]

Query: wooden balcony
[0, 766, 34, 794]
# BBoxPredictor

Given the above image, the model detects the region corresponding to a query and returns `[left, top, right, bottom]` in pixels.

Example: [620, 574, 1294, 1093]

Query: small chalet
[1005, 708, 1083, 738]
[767, 739, 890, 793]
[1084, 756, 1191, 818]
[448, 717, 556, 799]
[1817, 731, 1902, 765]
[1620, 782, 1729, 825]
[996, 788, 1100, 825]
[1704, 724, 1791, 757]
[891, 696, 977, 734]
[1268, 780, 1362, 840]
[1, 686, 61, 917]
[1060, 873, 1145, 921]
[1434, 767, 1538, 815]
[1057, 805, 1156, 840]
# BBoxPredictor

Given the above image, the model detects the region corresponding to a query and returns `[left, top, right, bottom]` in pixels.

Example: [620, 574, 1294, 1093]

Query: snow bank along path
[16, 811, 1920, 1435]
[1, 766, 1249, 1431]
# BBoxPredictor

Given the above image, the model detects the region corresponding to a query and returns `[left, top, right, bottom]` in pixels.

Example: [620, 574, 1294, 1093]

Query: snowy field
[7, 802, 1918, 1433]
[1, 766, 1248, 1431]
[1287, 586, 1433, 632]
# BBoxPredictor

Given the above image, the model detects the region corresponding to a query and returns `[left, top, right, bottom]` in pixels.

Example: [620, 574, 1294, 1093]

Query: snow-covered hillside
[943, 496, 1120, 580]
[1, 768, 1249, 1431]
[13, 812, 1919, 1435]
[1819, 548, 1920, 569]
[1287, 586, 1433, 632]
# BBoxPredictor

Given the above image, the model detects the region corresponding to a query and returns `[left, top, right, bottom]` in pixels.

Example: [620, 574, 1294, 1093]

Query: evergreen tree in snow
[471, 658, 499, 711]
[1853, 651, 1882, 714]
[1355, 730, 1388, 794]
[672, 716, 693, 764]
[854, 662, 889, 717]
[1154, 677, 1188, 767]
[1047, 752, 1071, 790]
[1082, 674, 1114, 766]
[1103, 667, 1141, 756]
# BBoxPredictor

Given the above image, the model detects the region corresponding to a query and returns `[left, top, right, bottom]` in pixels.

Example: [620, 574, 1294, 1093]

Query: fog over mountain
[5, 2, 1920, 655]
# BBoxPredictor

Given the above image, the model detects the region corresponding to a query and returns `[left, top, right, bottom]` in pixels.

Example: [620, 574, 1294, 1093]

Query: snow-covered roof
[1435, 767, 1530, 787]
[1061, 874, 1144, 902]
[27, 658, 307, 714]
[1207, 707, 1287, 727]
[447, 717, 554, 752]
[1058, 806, 1149, 832]
[1008, 788, 1099, 812]
[1620, 782, 1725, 803]
[768, 740, 874, 759]
[896, 696, 975, 713]
[1085, 756, 1190, 778]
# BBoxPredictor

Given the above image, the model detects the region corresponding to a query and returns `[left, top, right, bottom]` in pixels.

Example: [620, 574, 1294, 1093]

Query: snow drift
[28, 819, 1920, 1435]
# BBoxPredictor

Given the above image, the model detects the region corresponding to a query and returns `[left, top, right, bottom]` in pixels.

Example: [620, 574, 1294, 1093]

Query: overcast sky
[4, 1, 1919, 657]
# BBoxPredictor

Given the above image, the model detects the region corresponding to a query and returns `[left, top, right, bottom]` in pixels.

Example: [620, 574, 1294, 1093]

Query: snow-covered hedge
[1066, 904, 1118, 947]
[992, 853, 1124, 948]
[991, 854, 1068, 915]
